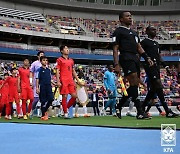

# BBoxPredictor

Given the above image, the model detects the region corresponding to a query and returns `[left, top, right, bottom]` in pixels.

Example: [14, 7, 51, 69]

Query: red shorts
[60, 81, 76, 95]
[0, 94, 9, 104]
[9, 92, 20, 103]
[21, 88, 34, 100]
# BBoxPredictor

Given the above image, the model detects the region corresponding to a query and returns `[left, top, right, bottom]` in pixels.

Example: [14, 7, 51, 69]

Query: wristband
[29, 78, 33, 84]
[114, 63, 119, 66]
[141, 52, 150, 62]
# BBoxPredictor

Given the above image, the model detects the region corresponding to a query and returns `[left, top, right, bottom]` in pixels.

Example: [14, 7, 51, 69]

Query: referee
[141, 26, 178, 118]
[113, 11, 153, 119]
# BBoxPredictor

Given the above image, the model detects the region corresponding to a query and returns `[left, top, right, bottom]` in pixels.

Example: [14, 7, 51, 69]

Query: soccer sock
[117, 95, 128, 110]
[156, 88, 169, 113]
[62, 98, 68, 113]
[67, 97, 76, 109]
[16, 102, 21, 115]
[28, 99, 33, 114]
[37, 107, 41, 117]
[105, 99, 112, 110]
[22, 99, 27, 115]
[32, 97, 39, 110]
[75, 104, 79, 114]
[7, 102, 12, 116]
[155, 103, 162, 113]
[145, 102, 152, 113]
[128, 101, 134, 112]
[142, 90, 155, 111]
[0, 103, 3, 113]
[83, 106, 87, 115]
[111, 98, 116, 114]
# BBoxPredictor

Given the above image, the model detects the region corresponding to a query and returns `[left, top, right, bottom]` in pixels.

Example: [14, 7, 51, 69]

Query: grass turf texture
[0, 116, 179, 129]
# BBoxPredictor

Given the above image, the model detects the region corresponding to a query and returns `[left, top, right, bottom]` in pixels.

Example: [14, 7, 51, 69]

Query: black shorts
[119, 53, 140, 77]
[144, 65, 160, 81]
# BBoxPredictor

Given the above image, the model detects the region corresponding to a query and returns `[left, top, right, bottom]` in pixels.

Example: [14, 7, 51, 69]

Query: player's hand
[147, 58, 154, 67]
[114, 64, 121, 76]
[57, 81, 61, 88]
[36, 88, 40, 94]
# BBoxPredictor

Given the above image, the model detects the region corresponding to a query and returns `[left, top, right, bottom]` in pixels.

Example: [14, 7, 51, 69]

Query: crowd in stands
[0, 8, 179, 40]
[47, 15, 85, 35]
[0, 19, 50, 33]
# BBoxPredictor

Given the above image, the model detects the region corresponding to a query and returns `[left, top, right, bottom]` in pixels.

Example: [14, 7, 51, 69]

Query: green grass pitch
[0, 116, 179, 129]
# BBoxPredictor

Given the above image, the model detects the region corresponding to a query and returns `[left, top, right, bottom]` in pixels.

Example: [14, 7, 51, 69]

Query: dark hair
[4, 73, 9, 76]
[40, 56, 47, 62]
[119, 11, 131, 20]
[146, 26, 151, 32]
[37, 50, 44, 56]
[23, 57, 30, 61]
[10, 68, 16, 73]
[60, 45, 66, 52]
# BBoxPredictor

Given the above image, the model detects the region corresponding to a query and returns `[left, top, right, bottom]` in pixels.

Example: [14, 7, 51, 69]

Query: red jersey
[0, 80, 9, 95]
[56, 57, 74, 82]
[4, 76, 18, 93]
[18, 67, 31, 88]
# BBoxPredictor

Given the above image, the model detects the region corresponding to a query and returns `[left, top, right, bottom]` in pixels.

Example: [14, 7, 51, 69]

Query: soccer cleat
[101, 109, 106, 116]
[166, 111, 179, 118]
[160, 111, 166, 116]
[136, 113, 152, 120]
[74, 113, 79, 118]
[5, 115, 9, 120]
[13, 113, 17, 118]
[84, 114, 90, 118]
[8, 115, 12, 120]
[41, 116, 48, 121]
[18, 115, 23, 119]
[112, 112, 117, 117]
[23, 115, 28, 120]
[116, 108, 121, 119]
[146, 112, 152, 117]
[64, 113, 70, 119]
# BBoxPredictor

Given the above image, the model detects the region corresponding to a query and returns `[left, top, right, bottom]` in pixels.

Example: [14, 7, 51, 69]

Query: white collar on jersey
[146, 37, 155, 41]
[119, 26, 131, 30]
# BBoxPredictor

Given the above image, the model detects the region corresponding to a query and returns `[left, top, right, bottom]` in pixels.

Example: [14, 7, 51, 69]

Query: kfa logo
[161, 124, 176, 153]
[161, 124, 176, 146]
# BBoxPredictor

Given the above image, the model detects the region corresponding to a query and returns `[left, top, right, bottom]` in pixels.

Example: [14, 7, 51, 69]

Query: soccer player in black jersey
[141, 26, 178, 118]
[113, 11, 153, 119]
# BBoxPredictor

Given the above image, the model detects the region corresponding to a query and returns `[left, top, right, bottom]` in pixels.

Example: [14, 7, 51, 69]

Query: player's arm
[137, 43, 153, 66]
[56, 68, 61, 87]
[29, 64, 34, 86]
[72, 68, 83, 86]
[35, 70, 40, 94]
[113, 44, 121, 76]
[17, 75, 21, 93]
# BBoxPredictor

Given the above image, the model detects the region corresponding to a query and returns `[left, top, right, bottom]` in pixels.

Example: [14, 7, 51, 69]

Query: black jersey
[112, 26, 140, 55]
[140, 38, 161, 65]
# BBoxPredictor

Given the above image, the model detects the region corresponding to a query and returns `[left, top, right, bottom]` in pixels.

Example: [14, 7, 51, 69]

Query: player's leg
[74, 102, 79, 117]
[68, 83, 77, 109]
[27, 88, 34, 116]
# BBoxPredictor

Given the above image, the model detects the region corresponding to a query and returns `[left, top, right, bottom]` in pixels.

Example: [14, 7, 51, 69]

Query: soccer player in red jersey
[0, 68, 21, 119]
[0, 73, 9, 119]
[18, 58, 34, 120]
[56, 46, 82, 118]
